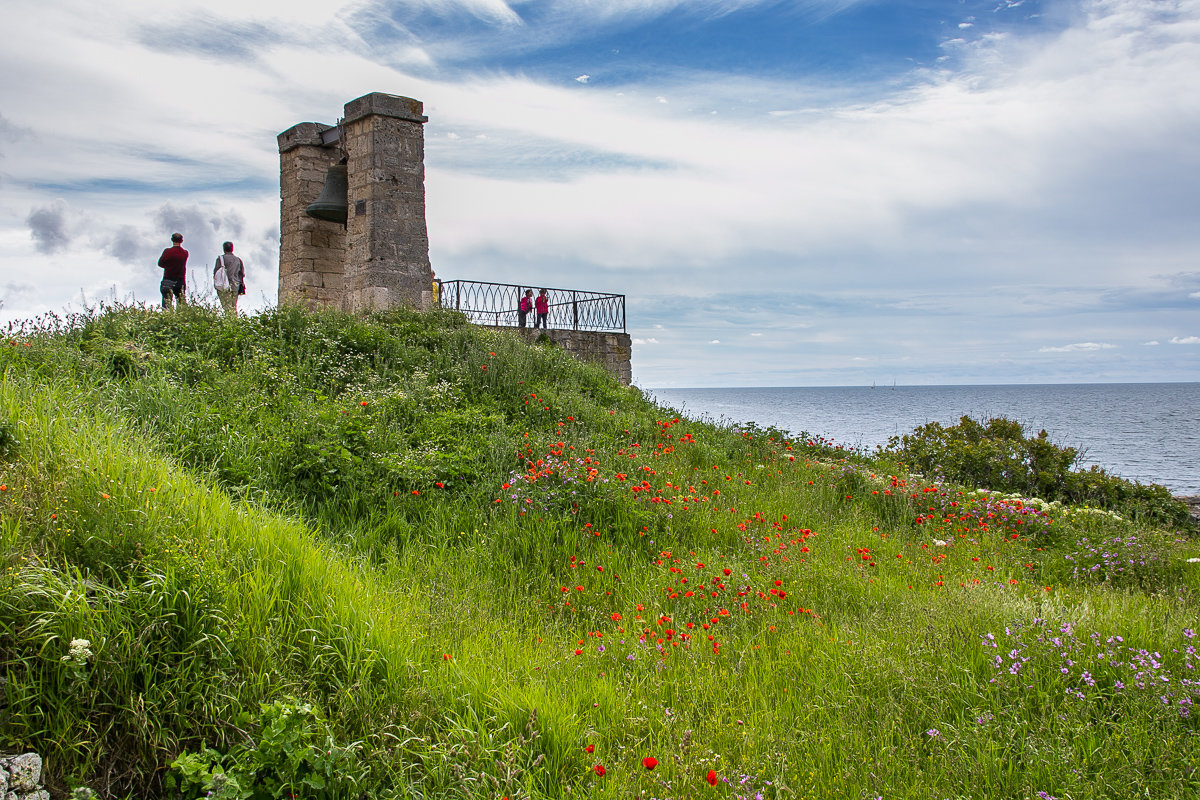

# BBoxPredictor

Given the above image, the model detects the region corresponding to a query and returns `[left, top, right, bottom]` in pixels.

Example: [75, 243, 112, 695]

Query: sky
[1, 0, 1198, 388]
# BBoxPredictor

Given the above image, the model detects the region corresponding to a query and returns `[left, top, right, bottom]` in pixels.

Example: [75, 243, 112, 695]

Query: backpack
[214, 256, 231, 291]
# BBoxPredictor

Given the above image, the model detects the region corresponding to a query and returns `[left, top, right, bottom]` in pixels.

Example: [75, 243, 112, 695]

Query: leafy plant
[165, 701, 365, 800]
[882, 415, 1192, 529]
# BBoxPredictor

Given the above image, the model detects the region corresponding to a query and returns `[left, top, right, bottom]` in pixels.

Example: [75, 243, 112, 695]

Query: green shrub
[165, 700, 366, 800]
[883, 415, 1192, 529]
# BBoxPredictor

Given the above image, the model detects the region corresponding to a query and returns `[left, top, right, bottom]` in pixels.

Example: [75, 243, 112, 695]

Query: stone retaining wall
[503, 328, 632, 385]
[0, 753, 49, 800]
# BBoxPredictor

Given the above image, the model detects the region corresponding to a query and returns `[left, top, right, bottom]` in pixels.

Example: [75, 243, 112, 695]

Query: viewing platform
[439, 279, 630, 383]
[438, 280, 625, 332]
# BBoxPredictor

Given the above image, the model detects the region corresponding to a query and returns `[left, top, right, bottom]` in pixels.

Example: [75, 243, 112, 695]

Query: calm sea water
[648, 383, 1200, 496]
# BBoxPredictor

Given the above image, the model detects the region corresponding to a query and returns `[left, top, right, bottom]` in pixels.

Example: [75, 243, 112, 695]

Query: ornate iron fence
[438, 280, 625, 332]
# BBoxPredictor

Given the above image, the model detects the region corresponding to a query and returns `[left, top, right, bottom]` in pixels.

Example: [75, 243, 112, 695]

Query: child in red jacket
[534, 289, 549, 329]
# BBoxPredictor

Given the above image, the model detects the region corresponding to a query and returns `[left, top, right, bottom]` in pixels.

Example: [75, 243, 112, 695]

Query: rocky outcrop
[0, 753, 50, 800]
[1179, 495, 1200, 526]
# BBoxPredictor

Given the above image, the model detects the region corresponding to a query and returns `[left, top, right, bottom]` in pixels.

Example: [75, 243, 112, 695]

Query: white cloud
[1038, 342, 1118, 353]
[1170, 336, 1200, 345]
[632, 337, 659, 344]
[1144, 340, 1160, 346]
[710, 339, 720, 344]
[421, 0, 1200, 287]
[575, 74, 590, 83]
[397, 0, 524, 26]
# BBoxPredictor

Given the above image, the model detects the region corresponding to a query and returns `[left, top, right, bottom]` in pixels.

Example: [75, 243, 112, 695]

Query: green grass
[0, 303, 1197, 799]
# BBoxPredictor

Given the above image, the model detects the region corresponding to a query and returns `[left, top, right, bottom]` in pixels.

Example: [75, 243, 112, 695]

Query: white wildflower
[62, 638, 94, 666]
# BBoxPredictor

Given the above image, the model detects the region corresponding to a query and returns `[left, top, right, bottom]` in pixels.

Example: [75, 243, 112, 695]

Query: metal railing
[438, 280, 625, 332]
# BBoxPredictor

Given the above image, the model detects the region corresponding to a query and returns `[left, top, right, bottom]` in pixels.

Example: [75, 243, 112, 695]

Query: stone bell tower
[277, 92, 432, 311]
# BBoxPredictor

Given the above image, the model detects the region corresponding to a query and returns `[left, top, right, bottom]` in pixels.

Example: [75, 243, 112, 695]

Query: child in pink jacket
[534, 289, 549, 329]
[518, 289, 534, 328]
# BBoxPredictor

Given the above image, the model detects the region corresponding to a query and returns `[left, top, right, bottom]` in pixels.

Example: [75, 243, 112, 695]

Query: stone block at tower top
[343, 93, 428, 125]
[277, 121, 335, 153]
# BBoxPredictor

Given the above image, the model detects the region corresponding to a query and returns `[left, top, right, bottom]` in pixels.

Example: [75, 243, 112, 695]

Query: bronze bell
[305, 162, 348, 224]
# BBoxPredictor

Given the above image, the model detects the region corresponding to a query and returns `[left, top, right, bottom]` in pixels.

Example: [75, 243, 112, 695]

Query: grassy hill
[1, 304, 1197, 800]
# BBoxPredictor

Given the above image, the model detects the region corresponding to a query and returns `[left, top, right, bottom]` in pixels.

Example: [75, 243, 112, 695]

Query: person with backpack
[213, 241, 245, 315]
[518, 288, 534, 328]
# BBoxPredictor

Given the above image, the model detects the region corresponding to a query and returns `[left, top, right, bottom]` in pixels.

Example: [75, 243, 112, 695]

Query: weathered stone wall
[508, 328, 633, 385]
[341, 94, 432, 313]
[278, 123, 347, 310]
[277, 93, 431, 312]
[0, 753, 50, 800]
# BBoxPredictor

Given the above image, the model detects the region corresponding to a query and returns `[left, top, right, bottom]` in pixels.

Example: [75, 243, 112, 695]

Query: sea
[647, 383, 1200, 497]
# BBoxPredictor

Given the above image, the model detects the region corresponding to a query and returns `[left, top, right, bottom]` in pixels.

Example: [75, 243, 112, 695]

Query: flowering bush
[883, 415, 1191, 529]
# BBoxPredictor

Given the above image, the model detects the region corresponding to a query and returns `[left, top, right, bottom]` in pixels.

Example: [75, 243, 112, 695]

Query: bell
[305, 162, 348, 224]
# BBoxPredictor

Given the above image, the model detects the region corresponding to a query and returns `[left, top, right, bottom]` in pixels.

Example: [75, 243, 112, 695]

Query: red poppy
[642, 757, 658, 770]
[593, 764, 606, 777]
[706, 769, 718, 786]
[585, 744, 595, 753]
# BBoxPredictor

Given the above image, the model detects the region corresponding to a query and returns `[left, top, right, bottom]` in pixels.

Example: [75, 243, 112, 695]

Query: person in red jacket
[534, 288, 549, 329]
[157, 232, 188, 309]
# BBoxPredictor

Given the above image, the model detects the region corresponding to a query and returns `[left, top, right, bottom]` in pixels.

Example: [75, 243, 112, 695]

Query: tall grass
[0, 304, 1197, 799]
